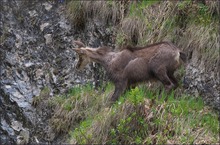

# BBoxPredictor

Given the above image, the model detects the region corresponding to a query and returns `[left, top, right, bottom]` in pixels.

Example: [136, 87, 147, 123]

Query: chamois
[72, 41, 186, 103]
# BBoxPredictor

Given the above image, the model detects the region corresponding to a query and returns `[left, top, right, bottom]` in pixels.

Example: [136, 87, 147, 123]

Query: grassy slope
[41, 83, 219, 144]
[34, 1, 219, 144]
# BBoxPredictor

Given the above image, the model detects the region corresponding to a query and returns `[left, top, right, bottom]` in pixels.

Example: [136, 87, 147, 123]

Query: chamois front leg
[110, 80, 127, 103]
[167, 71, 179, 89]
[154, 67, 174, 92]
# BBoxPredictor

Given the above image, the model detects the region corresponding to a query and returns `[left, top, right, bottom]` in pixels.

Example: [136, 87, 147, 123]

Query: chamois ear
[72, 40, 86, 48]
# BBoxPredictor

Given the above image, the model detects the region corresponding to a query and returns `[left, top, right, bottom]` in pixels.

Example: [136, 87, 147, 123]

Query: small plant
[115, 32, 126, 47]
[177, 1, 191, 10]
[70, 119, 93, 144]
[32, 87, 50, 107]
[63, 101, 73, 111]
[127, 87, 145, 105]
[68, 85, 82, 98]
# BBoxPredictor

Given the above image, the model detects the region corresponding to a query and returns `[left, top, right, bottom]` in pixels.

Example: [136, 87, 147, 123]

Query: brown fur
[124, 41, 169, 52]
[73, 41, 187, 103]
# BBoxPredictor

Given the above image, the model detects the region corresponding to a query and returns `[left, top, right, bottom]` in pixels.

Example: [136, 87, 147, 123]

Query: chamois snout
[72, 46, 90, 70]
[74, 50, 91, 70]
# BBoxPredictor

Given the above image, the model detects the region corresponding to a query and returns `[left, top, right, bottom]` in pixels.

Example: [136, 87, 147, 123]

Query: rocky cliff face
[184, 51, 220, 110]
[0, 0, 112, 144]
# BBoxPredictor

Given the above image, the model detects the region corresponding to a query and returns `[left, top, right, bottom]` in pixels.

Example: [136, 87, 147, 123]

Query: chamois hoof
[165, 84, 175, 93]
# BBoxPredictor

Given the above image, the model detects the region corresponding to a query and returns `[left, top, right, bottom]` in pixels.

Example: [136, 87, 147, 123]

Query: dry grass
[67, 86, 219, 144]
[119, 16, 146, 46]
[69, 98, 147, 144]
[66, 1, 86, 30]
[117, 1, 176, 46]
[66, 1, 127, 29]
[206, 0, 220, 16]
[48, 84, 112, 134]
[178, 22, 219, 72]
[83, 1, 121, 25]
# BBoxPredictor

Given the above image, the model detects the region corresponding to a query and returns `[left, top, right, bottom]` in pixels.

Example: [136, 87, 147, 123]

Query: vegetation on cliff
[34, 83, 219, 144]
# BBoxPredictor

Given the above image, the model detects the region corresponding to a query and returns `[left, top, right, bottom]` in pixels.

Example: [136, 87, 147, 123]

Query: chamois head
[72, 40, 91, 70]
[72, 40, 113, 70]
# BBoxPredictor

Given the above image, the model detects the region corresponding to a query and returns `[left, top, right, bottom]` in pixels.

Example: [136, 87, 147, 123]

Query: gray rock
[28, 10, 38, 17]
[11, 121, 23, 132]
[43, 2, 53, 11]
[17, 129, 30, 144]
[44, 34, 52, 45]
[15, 34, 22, 48]
[40, 23, 50, 32]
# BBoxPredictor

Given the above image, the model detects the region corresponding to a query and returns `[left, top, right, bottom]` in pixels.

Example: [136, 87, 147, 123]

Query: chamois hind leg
[110, 80, 127, 103]
[154, 67, 174, 92]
